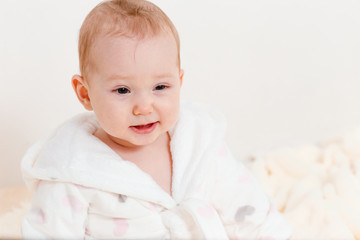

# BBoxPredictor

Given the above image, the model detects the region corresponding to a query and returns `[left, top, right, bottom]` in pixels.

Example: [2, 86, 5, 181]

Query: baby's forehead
[90, 32, 170, 60]
[87, 32, 179, 79]
[90, 31, 179, 62]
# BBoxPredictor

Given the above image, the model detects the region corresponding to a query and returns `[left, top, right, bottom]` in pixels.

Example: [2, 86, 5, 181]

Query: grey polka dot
[235, 205, 255, 222]
[118, 194, 127, 203]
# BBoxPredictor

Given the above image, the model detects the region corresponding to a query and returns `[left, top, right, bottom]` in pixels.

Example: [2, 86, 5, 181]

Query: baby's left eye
[154, 85, 167, 90]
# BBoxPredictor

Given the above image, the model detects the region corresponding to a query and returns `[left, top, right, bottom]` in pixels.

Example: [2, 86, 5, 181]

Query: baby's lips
[131, 121, 158, 129]
[129, 121, 159, 134]
[133, 123, 153, 129]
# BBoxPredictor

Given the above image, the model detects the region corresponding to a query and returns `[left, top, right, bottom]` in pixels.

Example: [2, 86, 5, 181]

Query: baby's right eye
[116, 87, 130, 94]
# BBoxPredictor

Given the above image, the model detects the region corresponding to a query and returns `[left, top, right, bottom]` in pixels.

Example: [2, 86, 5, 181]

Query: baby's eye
[154, 85, 167, 91]
[116, 87, 130, 94]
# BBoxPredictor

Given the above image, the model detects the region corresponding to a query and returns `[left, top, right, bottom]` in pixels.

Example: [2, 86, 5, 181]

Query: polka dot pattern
[62, 195, 85, 213]
[197, 204, 215, 219]
[113, 218, 129, 237]
[235, 205, 255, 222]
[238, 173, 252, 184]
[218, 145, 228, 157]
[35, 209, 46, 224]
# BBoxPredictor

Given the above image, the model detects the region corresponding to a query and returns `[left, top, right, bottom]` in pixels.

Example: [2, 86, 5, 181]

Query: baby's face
[85, 33, 183, 148]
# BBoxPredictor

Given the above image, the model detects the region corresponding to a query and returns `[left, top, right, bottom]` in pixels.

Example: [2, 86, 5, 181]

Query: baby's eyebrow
[106, 74, 132, 81]
[105, 73, 176, 82]
[153, 73, 176, 79]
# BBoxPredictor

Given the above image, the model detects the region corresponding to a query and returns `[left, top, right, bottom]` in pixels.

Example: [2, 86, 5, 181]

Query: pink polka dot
[234, 237, 244, 240]
[35, 209, 46, 224]
[62, 195, 85, 213]
[197, 204, 215, 219]
[113, 218, 129, 237]
[238, 173, 251, 183]
[146, 203, 158, 212]
[267, 203, 276, 214]
[218, 145, 228, 157]
[260, 237, 275, 240]
[85, 226, 91, 235]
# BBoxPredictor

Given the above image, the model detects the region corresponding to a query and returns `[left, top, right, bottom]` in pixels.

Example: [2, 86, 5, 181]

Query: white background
[1, 0, 360, 187]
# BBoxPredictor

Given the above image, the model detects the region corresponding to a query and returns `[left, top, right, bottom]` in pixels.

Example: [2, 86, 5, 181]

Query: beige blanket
[247, 127, 360, 239]
[1, 127, 360, 239]
[0, 186, 31, 238]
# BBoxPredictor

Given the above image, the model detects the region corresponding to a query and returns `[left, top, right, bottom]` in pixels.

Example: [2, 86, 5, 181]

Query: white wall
[1, 0, 360, 187]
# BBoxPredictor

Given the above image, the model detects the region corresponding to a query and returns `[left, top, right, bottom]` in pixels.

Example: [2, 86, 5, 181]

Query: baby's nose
[132, 97, 154, 116]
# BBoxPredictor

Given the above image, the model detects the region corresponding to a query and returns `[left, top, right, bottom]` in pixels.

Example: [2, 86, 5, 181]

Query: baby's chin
[106, 131, 168, 150]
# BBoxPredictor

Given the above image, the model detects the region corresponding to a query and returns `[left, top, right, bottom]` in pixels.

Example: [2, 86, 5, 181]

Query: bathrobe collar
[21, 101, 226, 209]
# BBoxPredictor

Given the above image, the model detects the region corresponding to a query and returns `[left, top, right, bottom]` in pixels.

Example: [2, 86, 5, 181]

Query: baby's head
[72, 0, 184, 148]
[78, 0, 181, 80]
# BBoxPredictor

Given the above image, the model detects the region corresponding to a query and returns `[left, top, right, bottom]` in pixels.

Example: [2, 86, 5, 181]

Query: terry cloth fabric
[21, 101, 292, 239]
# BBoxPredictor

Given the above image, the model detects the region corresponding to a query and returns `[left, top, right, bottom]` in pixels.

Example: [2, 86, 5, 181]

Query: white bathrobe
[21, 101, 292, 239]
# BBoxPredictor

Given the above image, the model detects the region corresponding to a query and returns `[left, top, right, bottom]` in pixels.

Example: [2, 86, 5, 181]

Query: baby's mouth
[130, 122, 159, 134]
[133, 123, 155, 129]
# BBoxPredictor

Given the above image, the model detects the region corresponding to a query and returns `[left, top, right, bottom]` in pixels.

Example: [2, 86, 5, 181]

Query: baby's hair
[78, 0, 180, 80]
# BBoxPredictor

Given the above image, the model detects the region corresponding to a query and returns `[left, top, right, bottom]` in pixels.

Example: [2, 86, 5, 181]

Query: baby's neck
[93, 128, 173, 195]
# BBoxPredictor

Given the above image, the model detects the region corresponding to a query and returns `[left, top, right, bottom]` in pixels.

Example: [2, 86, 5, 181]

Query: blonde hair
[78, 0, 180, 79]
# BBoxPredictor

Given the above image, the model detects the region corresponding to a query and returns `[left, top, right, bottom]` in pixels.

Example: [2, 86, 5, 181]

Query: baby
[21, 0, 293, 239]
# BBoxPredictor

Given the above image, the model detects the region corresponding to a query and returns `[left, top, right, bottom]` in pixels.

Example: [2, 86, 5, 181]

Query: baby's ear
[71, 75, 93, 111]
[179, 69, 184, 87]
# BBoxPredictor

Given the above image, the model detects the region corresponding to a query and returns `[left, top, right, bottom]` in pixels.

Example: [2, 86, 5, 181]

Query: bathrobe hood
[21, 101, 226, 209]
